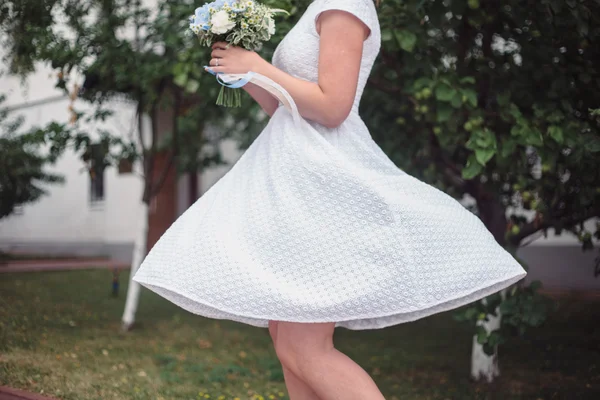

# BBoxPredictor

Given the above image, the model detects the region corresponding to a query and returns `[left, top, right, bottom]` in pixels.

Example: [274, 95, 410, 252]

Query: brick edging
[0, 386, 58, 400]
[0, 260, 130, 273]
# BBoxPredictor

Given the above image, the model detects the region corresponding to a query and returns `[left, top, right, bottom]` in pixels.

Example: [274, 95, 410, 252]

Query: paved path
[0, 387, 57, 400]
[539, 287, 600, 299]
[0, 259, 130, 273]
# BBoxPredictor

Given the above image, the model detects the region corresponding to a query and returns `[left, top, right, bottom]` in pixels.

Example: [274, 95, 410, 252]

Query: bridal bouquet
[189, 0, 288, 107]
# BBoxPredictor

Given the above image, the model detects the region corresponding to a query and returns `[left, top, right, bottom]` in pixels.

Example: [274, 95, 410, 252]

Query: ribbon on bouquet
[216, 71, 255, 89]
[204, 67, 302, 127]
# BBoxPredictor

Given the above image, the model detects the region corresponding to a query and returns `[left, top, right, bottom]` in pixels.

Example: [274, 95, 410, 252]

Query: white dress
[133, 0, 527, 330]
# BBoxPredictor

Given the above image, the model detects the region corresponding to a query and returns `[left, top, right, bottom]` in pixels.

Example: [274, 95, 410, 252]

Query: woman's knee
[274, 322, 335, 376]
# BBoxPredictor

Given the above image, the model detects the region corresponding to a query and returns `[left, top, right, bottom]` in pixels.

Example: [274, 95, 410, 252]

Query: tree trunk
[470, 288, 507, 382]
[470, 307, 501, 382]
[121, 201, 149, 331]
[469, 192, 508, 381]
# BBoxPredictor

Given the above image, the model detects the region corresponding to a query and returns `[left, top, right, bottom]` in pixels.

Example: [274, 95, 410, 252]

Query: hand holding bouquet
[189, 0, 288, 107]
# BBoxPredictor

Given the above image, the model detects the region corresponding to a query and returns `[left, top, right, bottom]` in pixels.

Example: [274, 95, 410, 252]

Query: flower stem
[216, 86, 241, 107]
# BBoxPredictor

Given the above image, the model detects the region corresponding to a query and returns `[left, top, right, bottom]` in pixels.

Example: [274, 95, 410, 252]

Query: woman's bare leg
[274, 321, 385, 400]
[268, 320, 321, 400]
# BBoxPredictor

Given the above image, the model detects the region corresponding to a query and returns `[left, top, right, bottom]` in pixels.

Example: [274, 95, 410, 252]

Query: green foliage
[1, 0, 272, 203]
[0, 96, 68, 219]
[0, 0, 60, 75]
[364, 0, 600, 351]
[364, 0, 600, 251]
[394, 29, 417, 52]
[454, 280, 551, 356]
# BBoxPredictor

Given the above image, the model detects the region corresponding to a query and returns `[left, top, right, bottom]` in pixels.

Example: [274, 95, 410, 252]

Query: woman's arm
[208, 10, 369, 128]
[242, 82, 280, 117]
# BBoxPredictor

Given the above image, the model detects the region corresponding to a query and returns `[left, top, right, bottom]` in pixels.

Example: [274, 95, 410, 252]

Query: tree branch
[149, 152, 175, 200]
[367, 77, 402, 94]
[510, 207, 600, 246]
[149, 89, 181, 199]
[427, 131, 468, 192]
[136, 96, 154, 205]
[136, 98, 146, 154]
[142, 101, 159, 203]
[380, 49, 404, 82]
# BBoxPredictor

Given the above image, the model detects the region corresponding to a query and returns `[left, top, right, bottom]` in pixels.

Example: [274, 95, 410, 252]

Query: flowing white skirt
[133, 73, 526, 330]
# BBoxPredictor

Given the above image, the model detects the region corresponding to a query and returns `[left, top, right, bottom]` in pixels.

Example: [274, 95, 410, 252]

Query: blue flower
[212, 0, 229, 9]
[194, 5, 210, 25]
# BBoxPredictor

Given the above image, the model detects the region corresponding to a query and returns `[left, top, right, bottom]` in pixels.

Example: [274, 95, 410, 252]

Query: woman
[133, 0, 527, 398]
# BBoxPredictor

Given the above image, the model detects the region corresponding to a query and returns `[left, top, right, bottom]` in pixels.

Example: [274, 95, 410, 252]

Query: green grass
[0, 270, 599, 400]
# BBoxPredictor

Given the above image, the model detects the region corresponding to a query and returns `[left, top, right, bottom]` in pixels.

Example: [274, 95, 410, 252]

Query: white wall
[0, 0, 183, 258]
[200, 138, 244, 194]
[0, 76, 145, 249]
[2, 66, 64, 108]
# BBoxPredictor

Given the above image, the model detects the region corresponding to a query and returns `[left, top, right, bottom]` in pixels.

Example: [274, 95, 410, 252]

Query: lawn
[0, 270, 599, 400]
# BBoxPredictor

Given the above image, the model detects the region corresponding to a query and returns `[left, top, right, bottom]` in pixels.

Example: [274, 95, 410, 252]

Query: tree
[360, 0, 600, 381]
[0, 0, 267, 329]
[0, 95, 67, 220]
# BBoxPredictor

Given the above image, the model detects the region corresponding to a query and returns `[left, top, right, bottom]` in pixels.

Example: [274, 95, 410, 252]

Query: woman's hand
[204, 11, 367, 128]
[206, 42, 265, 74]
[205, 41, 279, 116]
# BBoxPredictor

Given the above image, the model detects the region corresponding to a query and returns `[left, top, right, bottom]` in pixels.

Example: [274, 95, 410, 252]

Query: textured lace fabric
[133, 0, 527, 330]
[272, 0, 380, 115]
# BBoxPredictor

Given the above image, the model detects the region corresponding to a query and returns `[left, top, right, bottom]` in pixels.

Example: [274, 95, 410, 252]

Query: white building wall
[0, 0, 157, 257]
[0, 69, 146, 257]
[200, 138, 243, 194]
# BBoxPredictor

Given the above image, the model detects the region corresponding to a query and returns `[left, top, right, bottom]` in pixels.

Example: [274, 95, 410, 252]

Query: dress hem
[133, 270, 527, 330]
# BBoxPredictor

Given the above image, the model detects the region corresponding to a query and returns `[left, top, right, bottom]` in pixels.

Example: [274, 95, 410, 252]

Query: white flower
[267, 17, 275, 35]
[210, 10, 236, 34]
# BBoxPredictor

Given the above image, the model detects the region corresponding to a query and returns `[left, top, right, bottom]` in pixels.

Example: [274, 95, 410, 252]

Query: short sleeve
[313, 0, 373, 39]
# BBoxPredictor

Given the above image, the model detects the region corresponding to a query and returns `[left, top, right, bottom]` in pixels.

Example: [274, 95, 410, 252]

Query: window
[88, 143, 106, 204]
[90, 167, 105, 203]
